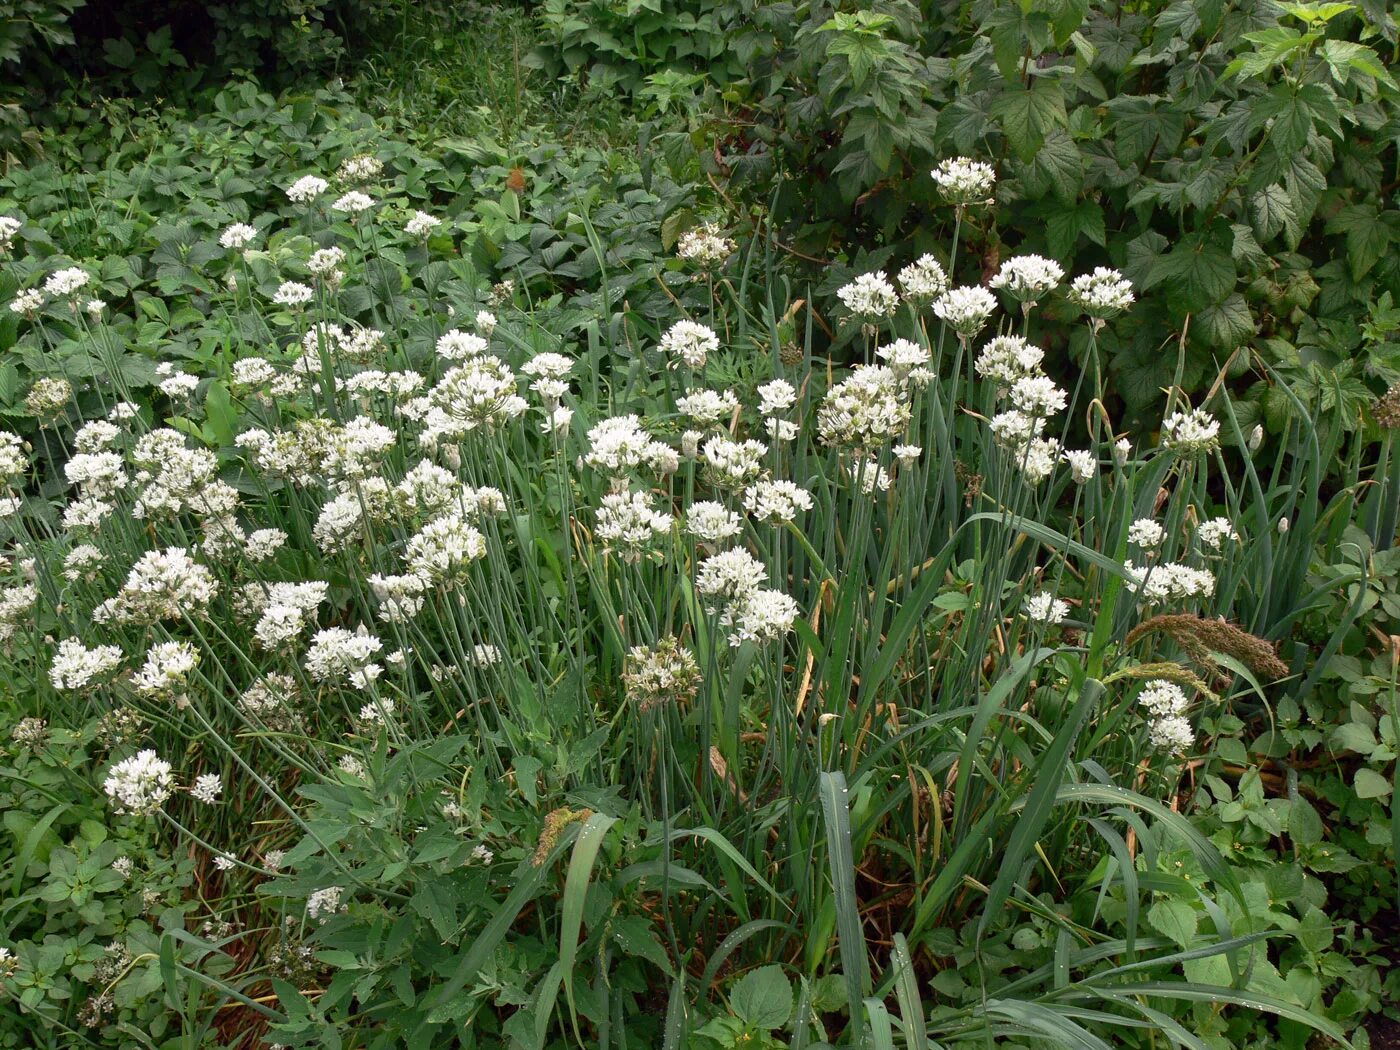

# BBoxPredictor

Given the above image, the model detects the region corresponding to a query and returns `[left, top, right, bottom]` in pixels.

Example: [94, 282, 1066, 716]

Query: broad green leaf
[991, 80, 1068, 161]
[730, 965, 793, 1030]
[1147, 898, 1199, 949]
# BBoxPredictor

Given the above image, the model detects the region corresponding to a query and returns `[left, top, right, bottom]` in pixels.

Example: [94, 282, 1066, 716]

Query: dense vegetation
[0, 2, 1396, 1049]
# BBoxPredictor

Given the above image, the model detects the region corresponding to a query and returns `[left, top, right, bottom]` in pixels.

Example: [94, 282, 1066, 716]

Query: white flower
[898, 255, 949, 304]
[659, 320, 720, 370]
[308, 246, 346, 280]
[1068, 267, 1135, 318]
[988, 255, 1064, 304]
[332, 191, 375, 214]
[817, 365, 909, 449]
[876, 338, 929, 377]
[1161, 406, 1221, 456]
[244, 528, 288, 561]
[219, 223, 258, 250]
[273, 281, 314, 308]
[1024, 592, 1069, 624]
[50, 638, 124, 691]
[930, 157, 996, 203]
[159, 372, 200, 400]
[191, 773, 223, 805]
[933, 286, 998, 338]
[85, 298, 106, 317]
[369, 573, 427, 623]
[892, 444, 921, 465]
[406, 210, 441, 236]
[696, 548, 767, 610]
[1197, 517, 1239, 550]
[471, 644, 503, 667]
[584, 416, 660, 477]
[132, 641, 199, 699]
[357, 698, 396, 727]
[1138, 680, 1188, 717]
[436, 329, 487, 360]
[743, 479, 814, 523]
[1124, 561, 1215, 603]
[1063, 449, 1096, 484]
[112, 856, 134, 879]
[837, 272, 898, 323]
[405, 513, 488, 582]
[1009, 375, 1067, 417]
[44, 267, 90, 298]
[757, 379, 797, 415]
[475, 310, 497, 337]
[306, 886, 346, 922]
[1148, 715, 1194, 754]
[338, 153, 384, 182]
[676, 388, 740, 425]
[213, 853, 236, 871]
[287, 175, 329, 203]
[686, 500, 744, 544]
[1128, 518, 1166, 550]
[701, 435, 767, 488]
[596, 490, 672, 562]
[62, 544, 103, 581]
[305, 626, 383, 686]
[0, 215, 20, 250]
[723, 589, 799, 646]
[10, 289, 43, 315]
[677, 223, 735, 266]
[1113, 438, 1132, 466]
[103, 750, 174, 815]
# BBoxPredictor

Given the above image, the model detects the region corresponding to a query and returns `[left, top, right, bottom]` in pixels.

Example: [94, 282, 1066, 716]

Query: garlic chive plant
[0, 155, 1353, 1048]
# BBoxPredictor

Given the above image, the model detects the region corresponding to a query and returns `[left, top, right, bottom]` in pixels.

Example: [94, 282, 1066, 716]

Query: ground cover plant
[0, 2, 1397, 1048]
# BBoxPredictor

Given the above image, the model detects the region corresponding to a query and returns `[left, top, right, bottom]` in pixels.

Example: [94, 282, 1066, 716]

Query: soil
[1368, 1015, 1400, 1050]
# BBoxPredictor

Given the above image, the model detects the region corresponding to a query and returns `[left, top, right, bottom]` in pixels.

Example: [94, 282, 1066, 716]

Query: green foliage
[538, 0, 1400, 430]
[529, 0, 746, 96]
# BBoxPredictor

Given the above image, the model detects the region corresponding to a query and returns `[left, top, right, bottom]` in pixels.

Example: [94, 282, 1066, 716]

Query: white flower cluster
[1124, 562, 1215, 603]
[695, 548, 797, 647]
[898, 255, 948, 304]
[659, 320, 720, 370]
[989, 255, 1064, 305]
[1137, 680, 1194, 754]
[930, 157, 996, 203]
[932, 285, 997, 338]
[103, 750, 174, 815]
[677, 223, 735, 267]
[596, 490, 672, 563]
[837, 272, 898, 324]
[1161, 406, 1221, 456]
[1068, 267, 1135, 319]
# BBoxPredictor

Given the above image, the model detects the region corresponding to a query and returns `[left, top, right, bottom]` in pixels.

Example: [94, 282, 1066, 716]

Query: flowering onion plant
[0, 157, 1361, 1049]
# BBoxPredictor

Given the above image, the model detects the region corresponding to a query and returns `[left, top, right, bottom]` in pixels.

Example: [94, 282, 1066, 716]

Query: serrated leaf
[1147, 898, 1198, 949]
[991, 80, 1068, 161]
[1196, 293, 1255, 349]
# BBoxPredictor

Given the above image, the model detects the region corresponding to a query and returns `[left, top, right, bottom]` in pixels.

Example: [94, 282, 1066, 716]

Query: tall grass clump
[0, 157, 1366, 1048]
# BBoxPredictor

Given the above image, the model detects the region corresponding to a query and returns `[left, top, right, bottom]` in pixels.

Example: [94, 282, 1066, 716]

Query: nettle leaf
[1148, 228, 1236, 312]
[1104, 96, 1186, 165]
[1326, 203, 1394, 281]
[1196, 293, 1255, 349]
[1251, 184, 1299, 246]
[991, 79, 1068, 161]
[1044, 199, 1106, 258]
[1021, 128, 1083, 201]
